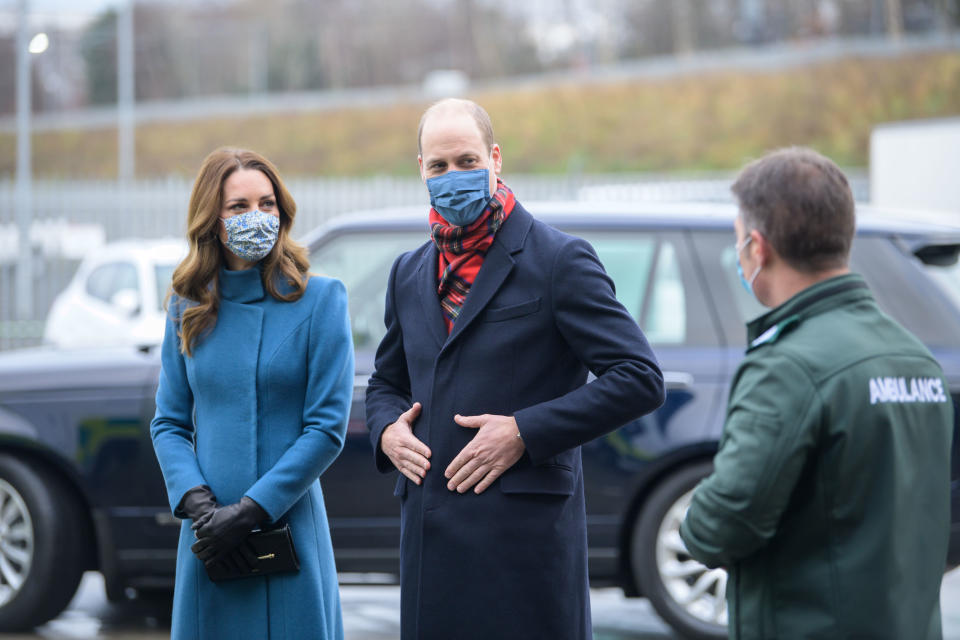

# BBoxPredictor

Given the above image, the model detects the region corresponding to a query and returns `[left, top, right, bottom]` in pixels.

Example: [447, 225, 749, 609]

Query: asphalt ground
[1, 568, 956, 639]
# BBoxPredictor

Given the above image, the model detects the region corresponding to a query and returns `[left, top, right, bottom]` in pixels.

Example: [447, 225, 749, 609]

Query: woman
[150, 148, 353, 639]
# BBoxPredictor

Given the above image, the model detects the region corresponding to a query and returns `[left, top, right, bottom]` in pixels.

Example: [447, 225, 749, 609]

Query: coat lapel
[416, 243, 449, 349]
[441, 204, 534, 353]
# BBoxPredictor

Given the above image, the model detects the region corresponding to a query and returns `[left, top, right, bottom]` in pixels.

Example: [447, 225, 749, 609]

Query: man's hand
[381, 402, 431, 485]
[445, 414, 525, 495]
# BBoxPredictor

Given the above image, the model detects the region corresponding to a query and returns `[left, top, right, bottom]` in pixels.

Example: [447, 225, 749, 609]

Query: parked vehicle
[0, 203, 958, 638]
[43, 239, 187, 349]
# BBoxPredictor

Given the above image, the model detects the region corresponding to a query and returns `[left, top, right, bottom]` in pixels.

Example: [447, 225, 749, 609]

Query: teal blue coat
[150, 267, 353, 640]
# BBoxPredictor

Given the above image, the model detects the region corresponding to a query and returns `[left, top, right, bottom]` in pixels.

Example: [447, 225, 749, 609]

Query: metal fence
[0, 171, 869, 351]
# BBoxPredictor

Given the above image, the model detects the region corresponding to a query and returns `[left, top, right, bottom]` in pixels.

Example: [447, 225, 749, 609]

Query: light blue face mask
[426, 168, 491, 227]
[221, 210, 280, 262]
[736, 235, 761, 295]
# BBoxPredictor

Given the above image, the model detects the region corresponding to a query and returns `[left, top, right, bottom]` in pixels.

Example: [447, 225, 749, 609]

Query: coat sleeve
[679, 354, 821, 568]
[365, 255, 413, 473]
[512, 236, 665, 464]
[150, 305, 208, 514]
[244, 279, 354, 522]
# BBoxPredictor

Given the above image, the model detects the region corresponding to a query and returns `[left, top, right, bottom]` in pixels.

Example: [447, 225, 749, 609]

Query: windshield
[155, 264, 176, 310]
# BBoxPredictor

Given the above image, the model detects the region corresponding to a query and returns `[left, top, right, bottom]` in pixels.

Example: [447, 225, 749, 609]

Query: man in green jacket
[680, 147, 953, 640]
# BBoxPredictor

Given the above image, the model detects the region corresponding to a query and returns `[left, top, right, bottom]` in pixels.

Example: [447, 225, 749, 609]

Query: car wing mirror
[110, 288, 141, 317]
[912, 243, 960, 267]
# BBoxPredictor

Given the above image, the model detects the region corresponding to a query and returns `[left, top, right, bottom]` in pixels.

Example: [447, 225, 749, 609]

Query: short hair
[732, 147, 855, 273]
[417, 98, 495, 155]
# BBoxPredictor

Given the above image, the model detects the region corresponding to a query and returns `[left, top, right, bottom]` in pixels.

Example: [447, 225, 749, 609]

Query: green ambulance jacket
[680, 274, 953, 640]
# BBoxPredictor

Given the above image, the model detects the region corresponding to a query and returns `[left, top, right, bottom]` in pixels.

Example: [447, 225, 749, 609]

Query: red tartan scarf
[429, 179, 516, 333]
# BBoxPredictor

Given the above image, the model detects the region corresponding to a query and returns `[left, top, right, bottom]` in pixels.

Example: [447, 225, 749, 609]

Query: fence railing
[0, 171, 869, 351]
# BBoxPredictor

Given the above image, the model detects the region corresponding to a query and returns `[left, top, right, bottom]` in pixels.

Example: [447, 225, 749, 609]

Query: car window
[311, 226, 717, 350]
[644, 242, 686, 345]
[309, 231, 427, 349]
[573, 230, 715, 346]
[694, 230, 960, 348]
[921, 259, 960, 311]
[85, 262, 139, 304]
[85, 265, 115, 302]
[853, 237, 960, 349]
[579, 234, 656, 319]
[582, 233, 689, 344]
[114, 262, 138, 294]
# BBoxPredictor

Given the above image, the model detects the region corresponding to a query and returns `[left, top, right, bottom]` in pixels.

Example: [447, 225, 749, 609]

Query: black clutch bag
[205, 524, 300, 583]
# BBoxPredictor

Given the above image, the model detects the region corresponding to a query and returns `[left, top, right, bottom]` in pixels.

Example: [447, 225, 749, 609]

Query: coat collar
[416, 202, 534, 351]
[417, 245, 448, 348]
[746, 273, 871, 351]
[219, 265, 266, 304]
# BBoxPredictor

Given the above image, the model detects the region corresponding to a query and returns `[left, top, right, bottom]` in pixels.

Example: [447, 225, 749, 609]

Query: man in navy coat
[365, 98, 665, 640]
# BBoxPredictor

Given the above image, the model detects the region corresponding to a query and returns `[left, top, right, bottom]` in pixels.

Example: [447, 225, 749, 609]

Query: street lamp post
[15, 0, 33, 322]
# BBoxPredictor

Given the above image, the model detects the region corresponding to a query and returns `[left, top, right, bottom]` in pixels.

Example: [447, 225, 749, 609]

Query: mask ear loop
[747, 263, 762, 291]
[737, 234, 762, 293]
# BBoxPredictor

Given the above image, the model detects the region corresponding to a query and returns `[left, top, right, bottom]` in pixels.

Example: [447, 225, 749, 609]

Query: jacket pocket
[499, 463, 574, 495]
[482, 297, 541, 322]
[393, 474, 407, 498]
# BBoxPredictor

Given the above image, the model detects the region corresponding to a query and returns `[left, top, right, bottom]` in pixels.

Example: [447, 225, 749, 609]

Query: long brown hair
[170, 147, 310, 356]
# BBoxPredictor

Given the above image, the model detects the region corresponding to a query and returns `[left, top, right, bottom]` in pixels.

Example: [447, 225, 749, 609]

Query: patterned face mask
[221, 210, 280, 262]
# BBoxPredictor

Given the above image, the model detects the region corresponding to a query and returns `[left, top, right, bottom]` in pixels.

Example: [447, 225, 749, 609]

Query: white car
[44, 238, 187, 349]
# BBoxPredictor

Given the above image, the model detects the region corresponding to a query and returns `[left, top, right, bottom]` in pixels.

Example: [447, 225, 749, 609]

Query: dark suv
[0, 202, 957, 639]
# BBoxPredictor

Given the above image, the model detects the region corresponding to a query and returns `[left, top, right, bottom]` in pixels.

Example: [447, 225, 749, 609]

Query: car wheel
[631, 461, 727, 640]
[0, 454, 86, 631]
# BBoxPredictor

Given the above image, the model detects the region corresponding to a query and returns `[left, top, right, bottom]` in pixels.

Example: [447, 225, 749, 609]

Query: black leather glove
[173, 485, 218, 522]
[214, 540, 260, 575]
[190, 496, 268, 568]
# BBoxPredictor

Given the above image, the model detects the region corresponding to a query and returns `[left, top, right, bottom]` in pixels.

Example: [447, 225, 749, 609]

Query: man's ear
[418, 155, 426, 182]
[751, 229, 773, 266]
[490, 144, 502, 175]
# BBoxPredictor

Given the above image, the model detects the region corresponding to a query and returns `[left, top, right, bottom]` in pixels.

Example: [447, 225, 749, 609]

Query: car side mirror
[110, 288, 140, 317]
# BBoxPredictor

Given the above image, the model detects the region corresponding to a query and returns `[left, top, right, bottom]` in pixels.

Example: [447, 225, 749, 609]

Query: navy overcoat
[151, 267, 353, 640]
[366, 203, 665, 640]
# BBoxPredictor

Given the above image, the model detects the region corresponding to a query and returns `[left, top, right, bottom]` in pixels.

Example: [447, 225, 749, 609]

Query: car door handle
[663, 371, 694, 392]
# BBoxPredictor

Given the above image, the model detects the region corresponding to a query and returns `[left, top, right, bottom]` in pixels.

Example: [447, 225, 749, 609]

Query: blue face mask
[221, 210, 280, 262]
[426, 168, 491, 227]
[736, 235, 761, 295]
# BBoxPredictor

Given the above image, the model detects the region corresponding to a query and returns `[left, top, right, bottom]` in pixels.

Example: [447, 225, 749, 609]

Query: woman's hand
[174, 485, 219, 522]
[190, 496, 268, 568]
